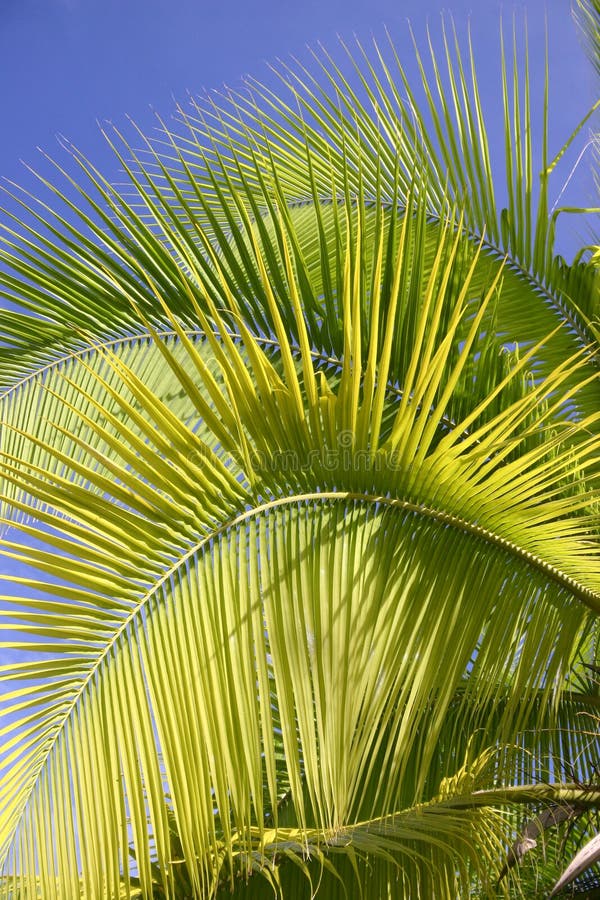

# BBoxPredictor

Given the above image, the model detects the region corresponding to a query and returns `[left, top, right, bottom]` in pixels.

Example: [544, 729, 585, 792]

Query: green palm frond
[1, 13, 600, 900]
[574, 0, 600, 75]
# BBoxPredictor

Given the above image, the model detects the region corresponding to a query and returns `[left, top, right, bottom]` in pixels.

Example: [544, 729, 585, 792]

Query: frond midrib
[0, 326, 467, 436]
[284, 195, 599, 360]
[1, 189, 597, 406]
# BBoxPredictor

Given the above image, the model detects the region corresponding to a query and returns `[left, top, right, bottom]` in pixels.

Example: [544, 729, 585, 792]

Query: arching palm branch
[1, 8, 599, 899]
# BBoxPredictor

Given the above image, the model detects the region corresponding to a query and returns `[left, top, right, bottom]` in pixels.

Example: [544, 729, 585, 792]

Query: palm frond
[1, 16, 599, 899]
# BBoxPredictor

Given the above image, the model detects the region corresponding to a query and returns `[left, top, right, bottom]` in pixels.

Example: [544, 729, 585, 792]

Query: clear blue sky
[0, 0, 597, 244]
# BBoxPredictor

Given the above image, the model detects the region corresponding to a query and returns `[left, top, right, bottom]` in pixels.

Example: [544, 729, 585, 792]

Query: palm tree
[1, 4, 599, 897]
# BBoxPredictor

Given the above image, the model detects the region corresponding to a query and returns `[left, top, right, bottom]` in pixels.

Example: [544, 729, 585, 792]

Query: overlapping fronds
[1, 13, 599, 900]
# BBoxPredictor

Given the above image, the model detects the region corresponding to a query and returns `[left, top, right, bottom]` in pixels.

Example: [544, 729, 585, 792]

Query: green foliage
[0, 9, 599, 899]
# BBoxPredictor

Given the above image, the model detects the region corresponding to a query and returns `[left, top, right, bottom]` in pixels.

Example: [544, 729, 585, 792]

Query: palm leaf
[1, 14, 599, 900]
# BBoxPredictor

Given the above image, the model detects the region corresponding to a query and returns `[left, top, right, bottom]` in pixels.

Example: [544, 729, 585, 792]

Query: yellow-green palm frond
[1, 227, 599, 895]
[1, 15, 600, 900]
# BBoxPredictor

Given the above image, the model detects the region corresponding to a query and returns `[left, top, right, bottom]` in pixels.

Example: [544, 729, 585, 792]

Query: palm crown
[1, 5, 599, 898]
